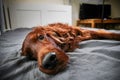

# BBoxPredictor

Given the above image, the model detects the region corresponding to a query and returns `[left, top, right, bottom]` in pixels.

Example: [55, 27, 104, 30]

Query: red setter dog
[21, 23, 120, 74]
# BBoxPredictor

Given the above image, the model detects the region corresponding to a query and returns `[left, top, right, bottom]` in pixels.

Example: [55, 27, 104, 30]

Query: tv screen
[79, 4, 97, 19]
[97, 4, 111, 18]
[79, 3, 111, 19]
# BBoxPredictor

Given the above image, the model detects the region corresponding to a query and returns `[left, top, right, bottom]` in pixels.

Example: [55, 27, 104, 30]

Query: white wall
[70, 0, 79, 25]
[6, 0, 65, 5]
[109, 0, 120, 18]
[79, 0, 103, 4]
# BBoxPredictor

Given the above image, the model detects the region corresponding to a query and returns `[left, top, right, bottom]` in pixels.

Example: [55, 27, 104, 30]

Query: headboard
[9, 3, 72, 29]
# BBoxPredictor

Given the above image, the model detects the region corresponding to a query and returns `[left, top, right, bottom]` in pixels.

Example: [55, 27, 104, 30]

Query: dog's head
[21, 24, 69, 74]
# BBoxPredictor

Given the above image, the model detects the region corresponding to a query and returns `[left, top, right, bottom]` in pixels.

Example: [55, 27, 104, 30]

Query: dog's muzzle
[42, 52, 58, 69]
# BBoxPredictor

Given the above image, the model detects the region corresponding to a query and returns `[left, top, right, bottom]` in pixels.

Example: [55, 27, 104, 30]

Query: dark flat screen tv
[79, 3, 111, 19]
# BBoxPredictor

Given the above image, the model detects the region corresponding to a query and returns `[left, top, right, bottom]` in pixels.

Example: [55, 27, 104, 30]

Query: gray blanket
[0, 28, 120, 80]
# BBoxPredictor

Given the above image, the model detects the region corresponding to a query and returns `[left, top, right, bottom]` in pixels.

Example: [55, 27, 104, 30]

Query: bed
[0, 27, 120, 80]
[0, 2, 120, 80]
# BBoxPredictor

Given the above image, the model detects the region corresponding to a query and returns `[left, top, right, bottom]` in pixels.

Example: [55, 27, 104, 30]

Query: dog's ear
[21, 38, 28, 56]
[21, 37, 36, 59]
[21, 29, 36, 58]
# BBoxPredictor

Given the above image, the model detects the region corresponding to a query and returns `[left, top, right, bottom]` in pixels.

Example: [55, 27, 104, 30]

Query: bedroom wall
[101, 0, 120, 18]
[70, 0, 79, 25]
[6, 0, 65, 5]
[107, 0, 120, 18]
[5, 0, 70, 6]
[79, 0, 103, 4]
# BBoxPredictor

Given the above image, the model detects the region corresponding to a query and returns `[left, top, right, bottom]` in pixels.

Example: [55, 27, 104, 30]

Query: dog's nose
[42, 52, 58, 69]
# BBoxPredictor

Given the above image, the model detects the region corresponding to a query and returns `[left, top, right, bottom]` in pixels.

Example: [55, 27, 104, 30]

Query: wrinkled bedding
[0, 28, 120, 80]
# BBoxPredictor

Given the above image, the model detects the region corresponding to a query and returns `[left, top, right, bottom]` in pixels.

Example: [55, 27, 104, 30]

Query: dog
[21, 23, 120, 74]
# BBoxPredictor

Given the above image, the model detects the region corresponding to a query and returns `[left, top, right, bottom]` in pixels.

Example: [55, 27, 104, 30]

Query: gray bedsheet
[0, 28, 120, 80]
